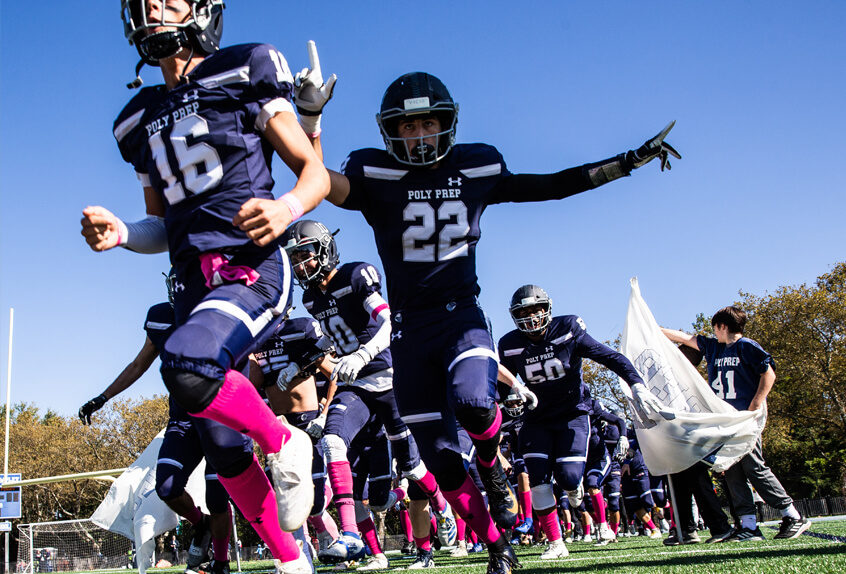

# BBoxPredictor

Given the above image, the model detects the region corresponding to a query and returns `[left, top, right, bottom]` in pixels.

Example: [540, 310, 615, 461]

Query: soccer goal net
[15, 519, 132, 573]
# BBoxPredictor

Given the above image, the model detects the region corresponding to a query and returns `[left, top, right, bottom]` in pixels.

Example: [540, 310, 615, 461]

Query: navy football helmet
[376, 72, 458, 166]
[122, 0, 224, 65]
[282, 220, 340, 288]
[502, 391, 525, 418]
[509, 285, 552, 335]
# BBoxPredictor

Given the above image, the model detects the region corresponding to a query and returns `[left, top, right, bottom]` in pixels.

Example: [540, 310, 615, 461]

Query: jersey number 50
[402, 201, 470, 262]
[524, 358, 565, 383]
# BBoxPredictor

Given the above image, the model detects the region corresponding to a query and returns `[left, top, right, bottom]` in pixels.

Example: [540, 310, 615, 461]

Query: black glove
[79, 394, 108, 425]
[627, 121, 682, 171]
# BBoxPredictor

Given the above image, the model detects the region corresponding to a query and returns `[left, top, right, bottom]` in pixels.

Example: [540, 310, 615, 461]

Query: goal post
[16, 519, 132, 573]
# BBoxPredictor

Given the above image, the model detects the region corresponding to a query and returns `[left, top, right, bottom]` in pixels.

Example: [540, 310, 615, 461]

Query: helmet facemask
[509, 285, 553, 335]
[379, 109, 457, 167]
[122, 0, 224, 65]
[502, 391, 525, 418]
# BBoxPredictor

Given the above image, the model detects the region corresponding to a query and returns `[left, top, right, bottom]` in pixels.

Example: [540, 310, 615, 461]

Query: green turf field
[79, 519, 846, 574]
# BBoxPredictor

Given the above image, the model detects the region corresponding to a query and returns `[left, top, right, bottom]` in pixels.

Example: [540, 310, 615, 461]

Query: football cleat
[659, 518, 670, 533]
[185, 514, 212, 573]
[514, 516, 534, 535]
[540, 539, 569, 560]
[563, 528, 574, 543]
[578, 534, 592, 543]
[449, 541, 468, 557]
[267, 418, 315, 531]
[358, 553, 389, 571]
[598, 523, 616, 543]
[477, 459, 519, 529]
[647, 528, 662, 539]
[406, 548, 434, 569]
[774, 516, 811, 539]
[486, 542, 520, 574]
[275, 550, 312, 574]
[317, 532, 366, 564]
[400, 539, 415, 555]
[209, 560, 230, 574]
[727, 526, 764, 542]
[470, 542, 485, 553]
[317, 530, 335, 553]
[434, 504, 458, 547]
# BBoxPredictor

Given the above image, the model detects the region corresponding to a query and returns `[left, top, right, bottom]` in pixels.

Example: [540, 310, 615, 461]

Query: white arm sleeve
[360, 292, 392, 360]
[119, 216, 168, 254]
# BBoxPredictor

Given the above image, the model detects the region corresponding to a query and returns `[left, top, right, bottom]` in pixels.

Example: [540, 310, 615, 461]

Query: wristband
[298, 114, 322, 138]
[115, 218, 129, 246]
[280, 193, 305, 222]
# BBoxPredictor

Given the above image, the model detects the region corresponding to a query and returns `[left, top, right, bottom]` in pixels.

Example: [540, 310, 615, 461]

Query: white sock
[740, 514, 757, 530]
[780, 505, 800, 520]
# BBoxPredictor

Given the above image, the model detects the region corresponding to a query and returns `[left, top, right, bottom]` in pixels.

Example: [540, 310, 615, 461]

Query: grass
[72, 519, 846, 574]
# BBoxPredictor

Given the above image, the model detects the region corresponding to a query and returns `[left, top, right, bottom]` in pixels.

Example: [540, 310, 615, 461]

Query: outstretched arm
[660, 327, 700, 349]
[79, 336, 159, 424]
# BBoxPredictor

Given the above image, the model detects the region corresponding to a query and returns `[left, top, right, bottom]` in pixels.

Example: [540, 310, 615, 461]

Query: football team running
[78, 2, 811, 574]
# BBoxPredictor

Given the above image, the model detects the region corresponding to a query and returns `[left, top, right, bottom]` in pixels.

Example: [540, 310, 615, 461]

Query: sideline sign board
[0, 474, 22, 519]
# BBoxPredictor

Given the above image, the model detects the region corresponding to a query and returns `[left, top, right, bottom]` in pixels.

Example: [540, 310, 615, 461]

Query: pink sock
[213, 535, 230, 561]
[610, 522, 619, 535]
[400, 509, 413, 542]
[317, 510, 339, 539]
[566, 522, 573, 531]
[645, 519, 657, 530]
[327, 461, 358, 533]
[414, 471, 447, 513]
[357, 518, 382, 555]
[468, 529, 478, 544]
[538, 510, 562, 542]
[519, 490, 532, 520]
[184, 506, 203, 526]
[193, 370, 289, 454]
[413, 535, 431, 552]
[591, 492, 607, 525]
[392, 486, 407, 503]
[307, 515, 326, 534]
[217, 456, 299, 561]
[455, 515, 466, 542]
[429, 515, 437, 536]
[584, 524, 591, 536]
[442, 472, 500, 544]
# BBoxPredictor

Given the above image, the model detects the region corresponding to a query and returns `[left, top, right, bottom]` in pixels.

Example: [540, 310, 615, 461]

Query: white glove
[293, 41, 337, 136]
[511, 381, 538, 411]
[612, 435, 630, 463]
[305, 411, 327, 439]
[630, 382, 665, 422]
[332, 348, 372, 384]
[276, 363, 301, 392]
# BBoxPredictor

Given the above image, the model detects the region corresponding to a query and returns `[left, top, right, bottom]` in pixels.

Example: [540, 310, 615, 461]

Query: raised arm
[660, 327, 700, 349]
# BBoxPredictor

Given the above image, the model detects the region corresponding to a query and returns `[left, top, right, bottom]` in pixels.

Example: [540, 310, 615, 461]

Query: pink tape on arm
[280, 192, 305, 222]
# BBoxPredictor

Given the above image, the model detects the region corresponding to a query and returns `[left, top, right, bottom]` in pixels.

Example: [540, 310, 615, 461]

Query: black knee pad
[155, 464, 188, 502]
[455, 405, 497, 435]
[161, 369, 224, 413]
[212, 452, 253, 479]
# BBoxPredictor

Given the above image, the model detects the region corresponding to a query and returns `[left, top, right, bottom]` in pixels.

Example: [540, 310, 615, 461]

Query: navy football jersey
[301, 262, 392, 378]
[144, 302, 175, 352]
[113, 43, 295, 264]
[253, 317, 329, 381]
[339, 144, 526, 310]
[696, 335, 774, 410]
[498, 315, 644, 422]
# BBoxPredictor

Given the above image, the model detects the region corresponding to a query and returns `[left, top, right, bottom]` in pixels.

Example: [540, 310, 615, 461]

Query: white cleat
[647, 528, 662, 539]
[599, 523, 617, 543]
[358, 553, 389, 571]
[274, 550, 312, 574]
[434, 504, 458, 547]
[267, 417, 315, 531]
[449, 541, 468, 557]
[540, 539, 569, 560]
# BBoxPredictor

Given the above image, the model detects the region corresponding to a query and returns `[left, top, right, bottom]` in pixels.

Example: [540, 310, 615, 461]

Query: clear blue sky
[1, 2, 843, 418]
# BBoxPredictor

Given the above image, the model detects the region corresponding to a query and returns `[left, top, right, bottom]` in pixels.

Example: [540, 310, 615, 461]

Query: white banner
[619, 278, 765, 475]
[91, 429, 207, 574]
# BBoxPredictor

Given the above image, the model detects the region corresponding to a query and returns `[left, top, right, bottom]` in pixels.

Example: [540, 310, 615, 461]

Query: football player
[662, 307, 811, 541]
[249, 315, 339, 553]
[79, 276, 250, 574]
[620, 428, 664, 540]
[281, 220, 456, 563]
[583, 399, 627, 544]
[297, 48, 676, 572]
[79, 3, 331, 572]
[498, 285, 655, 558]
[601, 407, 628, 538]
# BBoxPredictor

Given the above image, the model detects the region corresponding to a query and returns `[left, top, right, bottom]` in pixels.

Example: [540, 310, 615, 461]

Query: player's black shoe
[400, 539, 416, 555]
[185, 515, 212, 573]
[486, 540, 521, 574]
[774, 516, 811, 539]
[478, 459, 519, 529]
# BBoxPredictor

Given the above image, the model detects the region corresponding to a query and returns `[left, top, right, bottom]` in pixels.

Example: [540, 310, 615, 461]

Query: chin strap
[127, 60, 146, 89]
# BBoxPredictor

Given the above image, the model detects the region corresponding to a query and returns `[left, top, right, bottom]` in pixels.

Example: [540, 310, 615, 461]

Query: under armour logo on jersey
[182, 89, 200, 103]
[448, 177, 462, 187]
[391, 331, 403, 341]
[274, 339, 285, 348]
